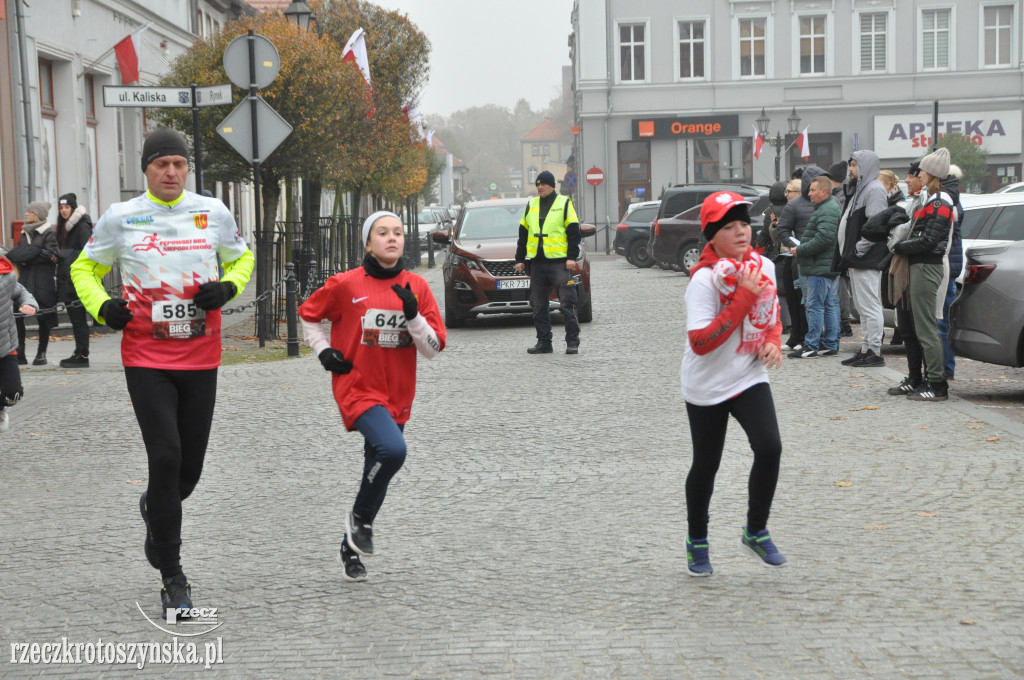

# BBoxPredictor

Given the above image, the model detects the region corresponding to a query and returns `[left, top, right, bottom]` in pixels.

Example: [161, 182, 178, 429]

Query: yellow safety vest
[521, 194, 578, 259]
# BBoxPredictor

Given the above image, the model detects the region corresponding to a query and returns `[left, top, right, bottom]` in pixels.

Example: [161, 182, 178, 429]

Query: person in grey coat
[0, 254, 38, 432]
[834, 150, 888, 367]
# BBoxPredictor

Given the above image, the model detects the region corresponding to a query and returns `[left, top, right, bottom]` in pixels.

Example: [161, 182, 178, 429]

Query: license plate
[496, 279, 529, 290]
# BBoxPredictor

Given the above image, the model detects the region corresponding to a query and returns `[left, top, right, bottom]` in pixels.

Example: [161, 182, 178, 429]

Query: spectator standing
[0, 256, 37, 431]
[937, 166, 964, 380]
[792, 176, 842, 358]
[54, 193, 93, 368]
[835, 151, 889, 368]
[9, 201, 58, 365]
[777, 167, 828, 350]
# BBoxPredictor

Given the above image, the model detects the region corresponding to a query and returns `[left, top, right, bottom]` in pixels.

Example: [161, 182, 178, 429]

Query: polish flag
[795, 126, 811, 161]
[752, 125, 764, 161]
[403, 101, 424, 139]
[113, 24, 149, 84]
[341, 28, 372, 89]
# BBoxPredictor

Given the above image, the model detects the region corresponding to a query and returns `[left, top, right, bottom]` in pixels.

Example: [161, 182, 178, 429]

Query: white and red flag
[752, 125, 764, 161]
[403, 101, 424, 139]
[795, 126, 811, 161]
[341, 28, 372, 89]
[113, 23, 150, 84]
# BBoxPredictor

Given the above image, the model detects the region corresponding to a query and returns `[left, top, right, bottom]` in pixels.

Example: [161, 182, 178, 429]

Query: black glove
[194, 281, 237, 310]
[100, 298, 133, 330]
[318, 348, 353, 374]
[391, 283, 418, 320]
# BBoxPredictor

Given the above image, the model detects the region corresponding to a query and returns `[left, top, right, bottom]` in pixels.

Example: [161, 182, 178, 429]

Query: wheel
[678, 240, 700, 276]
[445, 302, 466, 328]
[578, 293, 593, 323]
[627, 239, 655, 268]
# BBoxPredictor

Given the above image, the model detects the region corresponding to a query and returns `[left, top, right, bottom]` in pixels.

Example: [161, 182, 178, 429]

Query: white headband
[362, 210, 401, 244]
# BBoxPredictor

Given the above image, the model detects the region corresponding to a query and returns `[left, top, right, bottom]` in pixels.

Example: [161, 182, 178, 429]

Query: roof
[247, 0, 291, 11]
[521, 119, 563, 142]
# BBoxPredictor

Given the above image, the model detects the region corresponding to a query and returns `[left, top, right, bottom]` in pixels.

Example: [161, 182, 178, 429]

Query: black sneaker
[140, 492, 160, 569]
[841, 350, 865, 365]
[790, 348, 819, 358]
[345, 511, 374, 556]
[566, 345, 579, 355]
[338, 542, 368, 582]
[59, 352, 90, 368]
[819, 348, 838, 356]
[527, 342, 553, 354]
[160, 574, 193, 618]
[851, 349, 885, 367]
[907, 380, 948, 402]
[841, 325, 853, 337]
[887, 377, 921, 396]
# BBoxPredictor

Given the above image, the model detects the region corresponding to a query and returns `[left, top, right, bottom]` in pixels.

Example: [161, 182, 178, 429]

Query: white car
[992, 181, 1024, 194]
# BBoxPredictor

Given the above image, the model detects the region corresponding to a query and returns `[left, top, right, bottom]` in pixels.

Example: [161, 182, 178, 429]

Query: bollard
[285, 262, 300, 357]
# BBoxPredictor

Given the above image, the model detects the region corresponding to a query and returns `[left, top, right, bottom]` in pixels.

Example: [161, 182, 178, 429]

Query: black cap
[141, 128, 189, 172]
[827, 161, 847, 184]
[908, 158, 922, 177]
[535, 170, 556, 188]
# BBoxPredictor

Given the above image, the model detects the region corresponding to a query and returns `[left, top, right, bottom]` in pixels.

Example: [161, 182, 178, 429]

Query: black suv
[649, 184, 768, 274]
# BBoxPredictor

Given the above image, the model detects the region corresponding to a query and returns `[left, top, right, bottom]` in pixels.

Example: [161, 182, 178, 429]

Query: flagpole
[77, 22, 151, 79]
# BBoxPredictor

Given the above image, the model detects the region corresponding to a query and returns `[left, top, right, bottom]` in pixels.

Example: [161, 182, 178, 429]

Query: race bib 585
[151, 299, 206, 340]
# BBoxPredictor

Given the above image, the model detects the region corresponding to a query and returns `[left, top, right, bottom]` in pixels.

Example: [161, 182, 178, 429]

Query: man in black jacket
[776, 165, 827, 350]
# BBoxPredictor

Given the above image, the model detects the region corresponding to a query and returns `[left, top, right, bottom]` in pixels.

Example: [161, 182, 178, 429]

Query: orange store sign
[632, 116, 738, 140]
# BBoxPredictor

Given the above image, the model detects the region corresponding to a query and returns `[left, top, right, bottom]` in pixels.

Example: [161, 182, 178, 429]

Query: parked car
[613, 200, 660, 268]
[993, 181, 1024, 194]
[650, 185, 768, 275]
[949, 239, 1024, 367]
[417, 206, 452, 249]
[954, 193, 1024, 283]
[434, 197, 595, 328]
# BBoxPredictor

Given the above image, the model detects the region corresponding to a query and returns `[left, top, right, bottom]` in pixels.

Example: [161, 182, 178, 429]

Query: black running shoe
[887, 377, 920, 396]
[339, 542, 368, 582]
[841, 350, 865, 365]
[851, 349, 885, 367]
[140, 492, 160, 569]
[160, 574, 193, 618]
[345, 511, 374, 556]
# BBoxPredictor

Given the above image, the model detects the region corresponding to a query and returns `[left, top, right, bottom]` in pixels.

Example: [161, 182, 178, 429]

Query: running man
[70, 127, 254, 615]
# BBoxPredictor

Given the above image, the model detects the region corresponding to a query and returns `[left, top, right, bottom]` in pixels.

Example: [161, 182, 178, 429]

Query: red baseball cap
[700, 191, 752, 233]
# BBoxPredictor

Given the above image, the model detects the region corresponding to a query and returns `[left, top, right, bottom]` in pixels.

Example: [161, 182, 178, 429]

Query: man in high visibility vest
[514, 171, 582, 354]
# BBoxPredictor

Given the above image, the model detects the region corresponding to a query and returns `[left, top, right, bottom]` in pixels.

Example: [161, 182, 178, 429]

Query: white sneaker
[0, 409, 8, 432]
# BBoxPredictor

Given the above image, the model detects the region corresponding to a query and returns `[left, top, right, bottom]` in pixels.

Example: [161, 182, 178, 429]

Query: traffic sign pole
[190, 83, 204, 193]
[246, 29, 267, 346]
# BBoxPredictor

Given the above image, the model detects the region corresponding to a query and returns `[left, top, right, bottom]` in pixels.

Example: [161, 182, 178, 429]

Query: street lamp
[283, 1, 314, 31]
[756, 107, 802, 181]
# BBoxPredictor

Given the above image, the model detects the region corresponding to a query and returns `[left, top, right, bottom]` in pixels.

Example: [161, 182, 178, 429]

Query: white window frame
[918, 6, 956, 72]
[615, 19, 651, 85]
[793, 12, 833, 77]
[979, 2, 1018, 69]
[854, 9, 893, 75]
[732, 14, 772, 80]
[674, 16, 709, 82]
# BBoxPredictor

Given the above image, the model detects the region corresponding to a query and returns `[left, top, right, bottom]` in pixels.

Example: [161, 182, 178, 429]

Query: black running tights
[685, 382, 782, 539]
[125, 367, 217, 577]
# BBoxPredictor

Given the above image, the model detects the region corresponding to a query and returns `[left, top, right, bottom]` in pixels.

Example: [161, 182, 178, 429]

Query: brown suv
[650, 184, 768, 275]
[434, 197, 595, 327]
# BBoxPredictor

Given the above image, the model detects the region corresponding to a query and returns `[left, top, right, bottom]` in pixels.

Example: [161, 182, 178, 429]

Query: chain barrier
[12, 282, 286, 318]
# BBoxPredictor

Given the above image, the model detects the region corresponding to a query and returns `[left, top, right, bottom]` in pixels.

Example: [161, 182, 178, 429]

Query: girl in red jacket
[299, 211, 446, 582]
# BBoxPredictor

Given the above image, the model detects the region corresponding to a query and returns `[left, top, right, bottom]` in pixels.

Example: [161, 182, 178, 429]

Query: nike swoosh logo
[352, 296, 369, 304]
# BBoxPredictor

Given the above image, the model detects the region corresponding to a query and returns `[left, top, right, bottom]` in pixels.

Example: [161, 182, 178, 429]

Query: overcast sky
[373, 0, 575, 117]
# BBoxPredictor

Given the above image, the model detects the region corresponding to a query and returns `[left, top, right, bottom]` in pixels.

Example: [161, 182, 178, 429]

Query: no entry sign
[585, 167, 605, 186]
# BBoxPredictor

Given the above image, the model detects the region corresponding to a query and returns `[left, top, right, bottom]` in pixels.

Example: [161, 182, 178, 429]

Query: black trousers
[685, 382, 782, 539]
[779, 258, 806, 346]
[896, 300, 923, 383]
[0, 354, 23, 405]
[528, 259, 579, 345]
[125, 367, 218, 575]
[66, 302, 90, 355]
[16, 313, 57, 355]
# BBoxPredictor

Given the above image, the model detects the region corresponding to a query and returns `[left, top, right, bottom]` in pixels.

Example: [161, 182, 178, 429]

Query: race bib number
[361, 308, 412, 348]
[151, 299, 206, 340]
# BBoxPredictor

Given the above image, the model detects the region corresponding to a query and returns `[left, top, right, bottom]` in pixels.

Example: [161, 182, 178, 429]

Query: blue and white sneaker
[686, 535, 713, 576]
[741, 527, 787, 567]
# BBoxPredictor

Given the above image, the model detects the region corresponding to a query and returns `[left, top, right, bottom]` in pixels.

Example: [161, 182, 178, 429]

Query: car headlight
[452, 254, 482, 270]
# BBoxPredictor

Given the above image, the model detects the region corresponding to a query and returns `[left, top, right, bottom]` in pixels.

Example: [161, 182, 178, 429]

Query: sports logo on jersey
[193, 214, 209, 230]
[133, 234, 166, 255]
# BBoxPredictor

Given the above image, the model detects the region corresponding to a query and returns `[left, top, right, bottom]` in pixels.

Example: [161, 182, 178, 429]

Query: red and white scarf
[708, 251, 778, 354]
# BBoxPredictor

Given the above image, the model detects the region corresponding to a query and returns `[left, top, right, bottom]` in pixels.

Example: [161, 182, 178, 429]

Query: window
[38, 59, 54, 110]
[618, 23, 646, 82]
[799, 15, 826, 74]
[922, 8, 951, 69]
[984, 5, 1013, 66]
[84, 74, 96, 119]
[531, 144, 539, 156]
[989, 204, 1024, 240]
[739, 18, 766, 77]
[543, 144, 550, 155]
[860, 12, 887, 72]
[678, 20, 705, 79]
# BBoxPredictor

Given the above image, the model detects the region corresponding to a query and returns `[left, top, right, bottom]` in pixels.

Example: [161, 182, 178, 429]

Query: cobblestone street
[2, 256, 1022, 678]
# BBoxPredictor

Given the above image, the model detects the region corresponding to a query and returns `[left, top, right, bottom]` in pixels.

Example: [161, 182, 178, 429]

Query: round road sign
[585, 167, 604, 186]
[489, 182, 498, 191]
[223, 34, 281, 89]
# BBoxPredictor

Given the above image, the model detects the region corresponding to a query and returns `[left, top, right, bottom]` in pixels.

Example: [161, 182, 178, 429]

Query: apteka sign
[873, 110, 1021, 158]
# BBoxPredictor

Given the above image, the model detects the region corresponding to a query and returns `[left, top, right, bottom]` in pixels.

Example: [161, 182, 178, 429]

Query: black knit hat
[141, 128, 189, 172]
[58, 193, 78, 210]
[908, 158, 922, 177]
[768, 181, 789, 206]
[535, 170, 556, 188]
[827, 161, 847, 184]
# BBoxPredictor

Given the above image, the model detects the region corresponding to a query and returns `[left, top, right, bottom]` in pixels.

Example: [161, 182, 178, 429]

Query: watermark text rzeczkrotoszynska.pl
[10, 637, 224, 670]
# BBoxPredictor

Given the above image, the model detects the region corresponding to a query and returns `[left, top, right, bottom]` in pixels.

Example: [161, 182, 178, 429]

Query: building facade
[571, 0, 1024, 223]
[1, 0, 254, 249]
